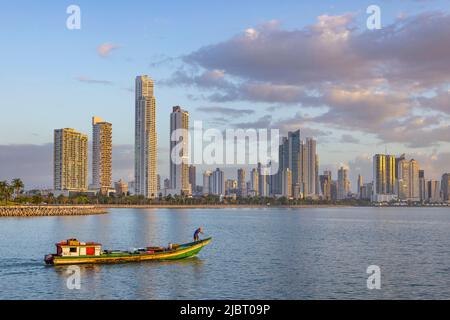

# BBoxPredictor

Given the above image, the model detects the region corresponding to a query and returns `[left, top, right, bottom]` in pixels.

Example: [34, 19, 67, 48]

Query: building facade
[92, 116, 112, 194]
[134, 75, 157, 198]
[170, 106, 190, 195]
[54, 128, 88, 191]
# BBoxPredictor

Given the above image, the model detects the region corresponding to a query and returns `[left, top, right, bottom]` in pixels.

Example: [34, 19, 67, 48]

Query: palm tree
[0, 181, 7, 204]
[0, 181, 13, 205]
[11, 178, 24, 199]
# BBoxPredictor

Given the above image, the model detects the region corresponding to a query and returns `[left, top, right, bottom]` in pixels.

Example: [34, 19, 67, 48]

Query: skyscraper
[397, 158, 420, 201]
[134, 75, 157, 198]
[257, 162, 267, 197]
[419, 170, 426, 202]
[189, 165, 196, 194]
[427, 180, 441, 203]
[441, 173, 450, 202]
[305, 138, 317, 196]
[92, 116, 112, 195]
[373, 154, 396, 201]
[337, 167, 350, 200]
[288, 130, 301, 190]
[250, 168, 259, 196]
[170, 106, 190, 195]
[320, 170, 332, 200]
[237, 168, 246, 197]
[54, 128, 88, 191]
[211, 168, 225, 196]
[282, 168, 292, 198]
[357, 174, 363, 198]
[202, 170, 212, 195]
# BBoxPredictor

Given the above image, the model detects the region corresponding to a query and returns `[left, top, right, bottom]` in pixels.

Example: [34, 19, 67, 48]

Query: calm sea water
[0, 207, 449, 300]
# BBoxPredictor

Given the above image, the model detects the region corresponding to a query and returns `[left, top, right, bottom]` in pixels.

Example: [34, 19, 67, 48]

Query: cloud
[340, 134, 360, 144]
[97, 43, 120, 58]
[165, 12, 450, 148]
[76, 76, 114, 85]
[196, 106, 255, 117]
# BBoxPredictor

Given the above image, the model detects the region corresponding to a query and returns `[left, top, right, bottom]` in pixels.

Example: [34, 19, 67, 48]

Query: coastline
[0, 205, 107, 217]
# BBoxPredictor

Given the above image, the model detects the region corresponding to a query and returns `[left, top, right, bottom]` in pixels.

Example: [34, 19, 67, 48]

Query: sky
[1, 0, 450, 190]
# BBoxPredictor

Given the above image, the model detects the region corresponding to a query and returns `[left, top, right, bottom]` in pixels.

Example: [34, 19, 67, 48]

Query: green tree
[11, 178, 24, 198]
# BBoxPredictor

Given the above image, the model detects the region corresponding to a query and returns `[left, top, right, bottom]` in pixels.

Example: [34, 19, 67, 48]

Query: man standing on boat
[193, 227, 204, 241]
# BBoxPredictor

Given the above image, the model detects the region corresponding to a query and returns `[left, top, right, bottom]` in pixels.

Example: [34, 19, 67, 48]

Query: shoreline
[0, 205, 107, 217]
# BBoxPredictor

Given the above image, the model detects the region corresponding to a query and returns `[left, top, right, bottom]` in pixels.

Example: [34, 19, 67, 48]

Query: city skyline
[1, 1, 450, 190]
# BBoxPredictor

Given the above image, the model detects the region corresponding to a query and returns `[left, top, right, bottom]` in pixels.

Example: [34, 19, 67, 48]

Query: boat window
[69, 247, 77, 253]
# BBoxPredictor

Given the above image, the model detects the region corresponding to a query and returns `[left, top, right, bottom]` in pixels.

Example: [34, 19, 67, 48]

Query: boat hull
[47, 238, 211, 265]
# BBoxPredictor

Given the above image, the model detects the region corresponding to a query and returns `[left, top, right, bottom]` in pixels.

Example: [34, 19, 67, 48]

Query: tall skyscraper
[92, 116, 112, 194]
[211, 168, 225, 196]
[170, 106, 190, 195]
[357, 174, 363, 198]
[373, 154, 396, 201]
[442, 173, 450, 202]
[419, 170, 426, 202]
[305, 138, 317, 196]
[281, 168, 292, 198]
[237, 168, 246, 197]
[320, 170, 332, 200]
[337, 167, 350, 200]
[189, 165, 196, 194]
[54, 128, 88, 191]
[202, 170, 212, 195]
[288, 130, 301, 190]
[250, 168, 259, 196]
[134, 75, 157, 198]
[257, 162, 267, 197]
[397, 158, 420, 201]
[427, 180, 441, 203]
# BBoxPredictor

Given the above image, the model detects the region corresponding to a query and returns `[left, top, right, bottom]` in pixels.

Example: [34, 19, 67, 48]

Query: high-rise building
[337, 167, 350, 200]
[281, 168, 292, 198]
[202, 170, 212, 195]
[320, 170, 332, 200]
[330, 180, 338, 200]
[304, 138, 317, 196]
[419, 170, 426, 202]
[225, 179, 238, 195]
[427, 180, 441, 203]
[189, 165, 196, 194]
[54, 128, 88, 192]
[157, 174, 161, 193]
[372, 154, 396, 201]
[442, 173, 450, 202]
[92, 116, 112, 195]
[409, 159, 420, 201]
[360, 182, 373, 200]
[288, 130, 301, 190]
[357, 174, 363, 198]
[211, 168, 225, 196]
[237, 168, 246, 197]
[250, 168, 259, 196]
[257, 163, 267, 197]
[134, 75, 157, 198]
[315, 154, 320, 196]
[397, 158, 420, 201]
[114, 179, 128, 196]
[170, 106, 190, 195]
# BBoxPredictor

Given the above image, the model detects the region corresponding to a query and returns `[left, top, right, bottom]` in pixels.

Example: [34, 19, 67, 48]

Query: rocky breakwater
[0, 206, 107, 217]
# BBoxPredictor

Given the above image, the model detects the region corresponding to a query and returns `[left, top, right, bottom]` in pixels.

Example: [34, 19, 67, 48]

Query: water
[0, 207, 449, 299]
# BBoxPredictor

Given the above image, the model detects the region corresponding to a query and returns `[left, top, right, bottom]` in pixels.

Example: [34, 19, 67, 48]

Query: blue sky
[1, 0, 450, 188]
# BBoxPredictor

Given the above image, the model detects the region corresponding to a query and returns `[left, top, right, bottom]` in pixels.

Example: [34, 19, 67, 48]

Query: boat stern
[44, 254, 55, 265]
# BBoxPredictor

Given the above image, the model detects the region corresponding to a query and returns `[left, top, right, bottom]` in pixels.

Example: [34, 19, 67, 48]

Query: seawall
[0, 206, 107, 217]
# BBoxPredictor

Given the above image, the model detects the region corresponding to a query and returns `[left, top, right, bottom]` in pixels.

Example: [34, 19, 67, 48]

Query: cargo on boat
[44, 237, 211, 265]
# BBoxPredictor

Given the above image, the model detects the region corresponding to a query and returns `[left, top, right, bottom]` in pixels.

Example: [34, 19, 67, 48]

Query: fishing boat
[44, 237, 212, 265]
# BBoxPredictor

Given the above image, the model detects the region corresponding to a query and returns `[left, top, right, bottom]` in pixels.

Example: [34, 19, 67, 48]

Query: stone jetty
[0, 206, 107, 217]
